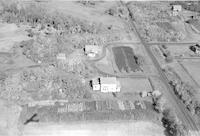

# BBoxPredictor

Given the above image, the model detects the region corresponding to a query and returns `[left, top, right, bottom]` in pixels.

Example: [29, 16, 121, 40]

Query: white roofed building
[56, 53, 66, 61]
[172, 5, 182, 16]
[92, 78, 100, 91]
[56, 53, 66, 68]
[172, 5, 182, 11]
[84, 45, 102, 58]
[91, 77, 120, 93]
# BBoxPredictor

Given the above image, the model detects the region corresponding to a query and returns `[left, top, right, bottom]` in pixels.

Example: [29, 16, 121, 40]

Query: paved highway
[124, 2, 200, 135]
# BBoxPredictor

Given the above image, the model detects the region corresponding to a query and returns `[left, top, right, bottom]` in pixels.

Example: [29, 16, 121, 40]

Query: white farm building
[92, 77, 121, 93]
[56, 53, 66, 60]
[172, 5, 182, 12]
[84, 45, 102, 58]
[172, 5, 182, 16]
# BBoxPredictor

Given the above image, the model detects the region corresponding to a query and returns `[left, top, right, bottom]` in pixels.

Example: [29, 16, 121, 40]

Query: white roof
[172, 5, 182, 11]
[57, 53, 66, 60]
[100, 77, 117, 85]
[85, 45, 101, 53]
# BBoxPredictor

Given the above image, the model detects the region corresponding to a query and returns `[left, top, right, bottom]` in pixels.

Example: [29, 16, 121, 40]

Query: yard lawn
[181, 60, 200, 87]
[119, 78, 152, 93]
[22, 121, 164, 136]
[167, 45, 193, 58]
[168, 62, 198, 88]
[96, 48, 117, 74]
[0, 99, 22, 136]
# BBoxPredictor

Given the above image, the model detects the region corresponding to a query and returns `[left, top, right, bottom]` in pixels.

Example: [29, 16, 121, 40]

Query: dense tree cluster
[170, 80, 200, 116]
[162, 109, 188, 136]
[105, 5, 129, 20]
[151, 89, 188, 136]
[164, 67, 200, 116]
[152, 95, 166, 113]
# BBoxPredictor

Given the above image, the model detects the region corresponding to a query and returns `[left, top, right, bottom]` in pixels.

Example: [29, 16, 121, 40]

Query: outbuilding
[172, 5, 182, 16]
[92, 78, 100, 91]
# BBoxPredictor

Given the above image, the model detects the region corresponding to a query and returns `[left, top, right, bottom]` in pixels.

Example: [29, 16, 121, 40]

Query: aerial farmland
[0, 0, 200, 136]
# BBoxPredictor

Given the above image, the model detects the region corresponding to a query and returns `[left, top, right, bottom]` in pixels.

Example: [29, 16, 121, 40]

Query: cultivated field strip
[112, 46, 140, 73]
[19, 100, 158, 123]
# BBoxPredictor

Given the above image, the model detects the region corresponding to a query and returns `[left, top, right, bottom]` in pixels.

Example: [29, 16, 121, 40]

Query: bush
[153, 95, 166, 113]
[162, 109, 188, 136]
[162, 44, 167, 49]
[135, 55, 145, 66]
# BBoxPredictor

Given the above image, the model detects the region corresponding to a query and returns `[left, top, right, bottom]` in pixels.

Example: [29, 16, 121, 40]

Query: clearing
[166, 44, 196, 58]
[180, 60, 200, 87]
[119, 78, 152, 94]
[22, 121, 164, 136]
[0, 23, 30, 52]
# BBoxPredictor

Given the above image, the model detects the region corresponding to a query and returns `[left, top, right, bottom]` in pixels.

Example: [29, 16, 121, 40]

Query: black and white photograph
[0, 0, 200, 136]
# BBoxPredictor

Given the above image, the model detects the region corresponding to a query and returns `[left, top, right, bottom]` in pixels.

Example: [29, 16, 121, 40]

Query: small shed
[196, 48, 200, 54]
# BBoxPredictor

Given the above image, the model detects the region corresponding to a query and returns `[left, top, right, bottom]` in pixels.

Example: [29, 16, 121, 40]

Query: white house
[196, 48, 200, 55]
[56, 53, 66, 68]
[84, 45, 102, 58]
[92, 78, 100, 91]
[92, 77, 121, 93]
[56, 53, 66, 61]
[172, 5, 182, 16]
[172, 5, 182, 12]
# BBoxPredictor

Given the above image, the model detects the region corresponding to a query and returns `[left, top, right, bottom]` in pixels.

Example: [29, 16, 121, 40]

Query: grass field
[0, 23, 30, 52]
[190, 19, 200, 32]
[166, 45, 194, 58]
[156, 22, 175, 31]
[119, 78, 152, 94]
[168, 62, 199, 88]
[181, 60, 200, 87]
